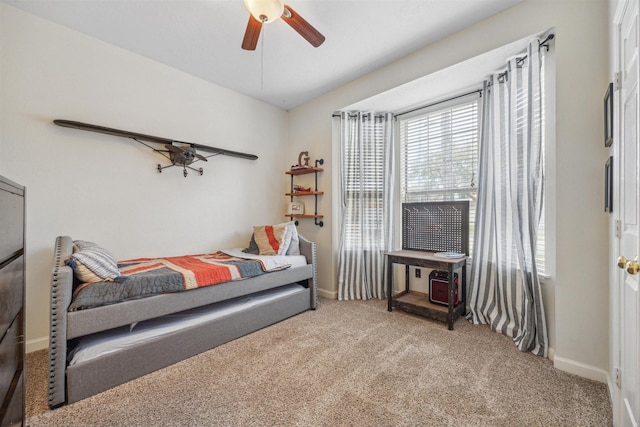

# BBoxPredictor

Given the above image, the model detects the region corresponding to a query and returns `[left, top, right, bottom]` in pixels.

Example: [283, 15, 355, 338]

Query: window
[399, 95, 480, 253]
[342, 113, 389, 249]
[398, 88, 546, 274]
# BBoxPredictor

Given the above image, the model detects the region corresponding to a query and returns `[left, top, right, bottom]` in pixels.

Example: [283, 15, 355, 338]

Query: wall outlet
[415, 268, 421, 278]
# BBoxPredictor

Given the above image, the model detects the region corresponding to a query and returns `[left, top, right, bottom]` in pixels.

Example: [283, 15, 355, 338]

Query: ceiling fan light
[243, 0, 284, 23]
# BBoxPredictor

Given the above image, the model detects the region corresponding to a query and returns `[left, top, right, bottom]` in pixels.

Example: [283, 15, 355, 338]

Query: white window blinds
[400, 97, 479, 202]
[399, 95, 480, 253]
[342, 113, 387, 249]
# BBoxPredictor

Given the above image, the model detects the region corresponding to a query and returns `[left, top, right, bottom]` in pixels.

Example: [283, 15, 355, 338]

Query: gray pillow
[242, 233, 259, 255]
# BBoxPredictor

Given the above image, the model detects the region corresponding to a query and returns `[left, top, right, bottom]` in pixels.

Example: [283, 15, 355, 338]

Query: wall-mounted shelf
[285, 159, 324, 227]
[285, 191, 324, 196]
[285, 166, 323, 176]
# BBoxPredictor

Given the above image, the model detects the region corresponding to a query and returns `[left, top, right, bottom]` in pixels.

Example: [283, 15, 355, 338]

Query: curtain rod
[539, 33, 555, 51]
[332, 89, 481, 119]
[333, 33, 555, 119]
[331, 111, 391, 119]
[394, 89, 482, 118]
[495, 33, 555, 83]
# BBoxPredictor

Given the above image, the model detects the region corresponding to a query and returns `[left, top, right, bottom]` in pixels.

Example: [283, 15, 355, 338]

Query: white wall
[0, 4, 289, 351]
[289, 0, 610, 380]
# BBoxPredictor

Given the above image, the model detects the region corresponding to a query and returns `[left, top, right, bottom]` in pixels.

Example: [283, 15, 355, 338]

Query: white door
[617, 0, 640, 425]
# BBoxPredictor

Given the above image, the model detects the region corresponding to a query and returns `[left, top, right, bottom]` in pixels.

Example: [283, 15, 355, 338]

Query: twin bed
[48, 231, 317, 408]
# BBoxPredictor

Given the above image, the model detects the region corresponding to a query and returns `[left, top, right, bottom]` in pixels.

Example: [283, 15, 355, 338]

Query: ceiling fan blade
[242, 15, 262, 50]
[282, 5, 325, 48]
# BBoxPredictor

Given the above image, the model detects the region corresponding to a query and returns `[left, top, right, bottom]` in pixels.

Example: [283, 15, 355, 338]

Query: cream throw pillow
[253, 224, 289, 255]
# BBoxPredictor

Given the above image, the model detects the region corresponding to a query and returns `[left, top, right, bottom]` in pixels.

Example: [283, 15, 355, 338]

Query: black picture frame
[604, 82, 614, 147]
[605, 156, 613, 213]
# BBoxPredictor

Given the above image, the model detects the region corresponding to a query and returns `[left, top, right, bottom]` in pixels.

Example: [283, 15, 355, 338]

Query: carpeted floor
[25, 298, 612, 426]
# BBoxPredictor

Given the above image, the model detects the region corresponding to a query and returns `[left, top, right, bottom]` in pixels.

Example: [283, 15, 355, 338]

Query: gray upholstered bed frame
[48, 235, 317, 408]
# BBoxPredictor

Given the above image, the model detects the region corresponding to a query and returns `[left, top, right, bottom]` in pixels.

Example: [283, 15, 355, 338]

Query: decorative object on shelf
[605, 156, 613, 213]
[288, 201, 305, 215]
[293, 184, 311, 192]
[604, 82, 614, 147]
[285, 158, 324, 227]
[428, 270, 460, 306]
[434, 251, 466, 259]
[53, 119, 258, 177]
[297, 151, 310, 167]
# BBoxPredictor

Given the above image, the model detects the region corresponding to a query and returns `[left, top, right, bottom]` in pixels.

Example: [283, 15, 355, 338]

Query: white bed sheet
[68, 283, 305, 366]
[222, 248, 308, 271]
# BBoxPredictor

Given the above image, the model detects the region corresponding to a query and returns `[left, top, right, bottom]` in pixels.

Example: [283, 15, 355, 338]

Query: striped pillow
[253, 224, 289, 256]
[73, 240, 101, 251]
[67, 241, 121, 283]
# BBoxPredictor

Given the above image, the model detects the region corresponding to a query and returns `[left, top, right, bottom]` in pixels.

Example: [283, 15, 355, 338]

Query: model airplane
[53, 119, 258, 177]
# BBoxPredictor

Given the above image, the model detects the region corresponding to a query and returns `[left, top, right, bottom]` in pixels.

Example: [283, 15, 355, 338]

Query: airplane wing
[53, 119, 258, 160]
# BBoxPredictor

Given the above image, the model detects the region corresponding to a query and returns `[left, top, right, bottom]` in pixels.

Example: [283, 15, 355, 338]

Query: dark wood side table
[386, 250, 467, 330]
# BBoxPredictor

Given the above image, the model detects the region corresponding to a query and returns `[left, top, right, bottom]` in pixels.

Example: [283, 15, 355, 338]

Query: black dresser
[0, 176, 25, 427]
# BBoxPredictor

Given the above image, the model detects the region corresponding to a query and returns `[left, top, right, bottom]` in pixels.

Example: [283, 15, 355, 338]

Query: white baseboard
[318, 288, 337, 300]
[26, 336, 48, 353]
[553, 355, 608, 383]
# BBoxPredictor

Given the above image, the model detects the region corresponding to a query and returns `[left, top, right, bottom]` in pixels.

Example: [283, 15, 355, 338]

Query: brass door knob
[618, 256, 629, 269]
[627, 258, 640, 275]
[618, 256, 640, 275]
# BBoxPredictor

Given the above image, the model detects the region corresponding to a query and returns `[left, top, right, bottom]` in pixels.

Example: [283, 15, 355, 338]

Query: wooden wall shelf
[285, 166, 324, 176]
[286, 159, 324, 227]
[285, 191, 324, 196]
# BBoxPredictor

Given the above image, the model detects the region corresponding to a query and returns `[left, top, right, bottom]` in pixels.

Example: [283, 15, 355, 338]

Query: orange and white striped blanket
[69, 251, 281, 311]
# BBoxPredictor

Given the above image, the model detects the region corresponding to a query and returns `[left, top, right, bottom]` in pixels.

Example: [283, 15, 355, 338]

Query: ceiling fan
[241, 0, 325, 50]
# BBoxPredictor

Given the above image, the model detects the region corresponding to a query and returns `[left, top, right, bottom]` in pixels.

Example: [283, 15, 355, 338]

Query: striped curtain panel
[336, 112, 395, 300]
[468, 39, 548, 356]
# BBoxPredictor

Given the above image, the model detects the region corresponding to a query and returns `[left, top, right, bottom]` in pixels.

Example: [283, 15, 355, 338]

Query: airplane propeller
[163, 144, 208, 163]
[161, 144, 209, 177]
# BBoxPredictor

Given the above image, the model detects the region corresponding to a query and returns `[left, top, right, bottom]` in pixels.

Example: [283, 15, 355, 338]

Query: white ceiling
[2, 0, 523, 110]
